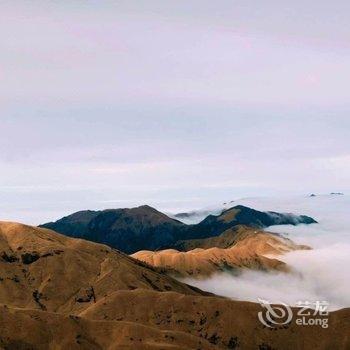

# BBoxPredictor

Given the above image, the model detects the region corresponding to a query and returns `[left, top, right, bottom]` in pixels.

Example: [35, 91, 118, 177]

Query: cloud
[183, 195, 350, 310]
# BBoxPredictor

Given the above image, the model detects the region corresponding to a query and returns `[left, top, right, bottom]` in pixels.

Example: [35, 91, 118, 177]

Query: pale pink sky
[0, 1, 349, 223]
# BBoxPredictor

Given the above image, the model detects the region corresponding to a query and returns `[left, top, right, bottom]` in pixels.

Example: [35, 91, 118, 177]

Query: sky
[1, 1, 349, 224]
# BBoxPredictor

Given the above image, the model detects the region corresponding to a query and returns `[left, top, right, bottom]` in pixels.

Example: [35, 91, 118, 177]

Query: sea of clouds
[181, 194, 350, 310]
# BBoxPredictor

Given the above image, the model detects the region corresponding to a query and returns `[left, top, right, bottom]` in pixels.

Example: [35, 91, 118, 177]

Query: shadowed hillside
[40, 205, 317, 253]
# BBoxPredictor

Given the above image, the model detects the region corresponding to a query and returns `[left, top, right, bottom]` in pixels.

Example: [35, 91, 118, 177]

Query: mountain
[40, 205, 185, 254]
[173, 225, 295, 251]
[182, 205, 317, 240]
[132, 227, 310, 277]
[0, 221, 205, 313]
[40, 204, 317, 254]
[0, 221, 349, 350]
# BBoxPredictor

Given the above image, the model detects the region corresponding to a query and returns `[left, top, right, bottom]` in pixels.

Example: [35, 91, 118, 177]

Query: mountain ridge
[40, 205, 317, 254]
[132, 227, 310, 277]
[0, 221, 349, 350]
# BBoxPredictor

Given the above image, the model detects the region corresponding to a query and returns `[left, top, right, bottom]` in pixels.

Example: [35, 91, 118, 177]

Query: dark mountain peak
[199, 205, 254, 225]
[186, 204, 317, 240]
[218, 205, 253, 222]
[41, 204, 317, 253]
[40, 205, 184, 254]
[57, 209, 100, 223]
[100, 205, 176, 219]
[227, 204, 251, 210]
[127, 205, 181, 221]
[136, 204, 158, 211]
[91, 205, 184, 230]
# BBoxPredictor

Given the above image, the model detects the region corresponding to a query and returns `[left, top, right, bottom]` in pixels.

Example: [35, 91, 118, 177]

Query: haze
[1, 1, 349, 224]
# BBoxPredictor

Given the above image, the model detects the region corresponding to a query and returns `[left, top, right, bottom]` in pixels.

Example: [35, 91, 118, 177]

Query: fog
[182, 194, 350, 310]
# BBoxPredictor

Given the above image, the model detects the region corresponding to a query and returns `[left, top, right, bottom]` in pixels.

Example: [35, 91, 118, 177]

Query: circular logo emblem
[258, 298, 293, 328]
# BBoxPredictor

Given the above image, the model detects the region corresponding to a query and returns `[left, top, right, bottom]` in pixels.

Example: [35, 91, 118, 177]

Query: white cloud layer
[184, 194, 350, 310]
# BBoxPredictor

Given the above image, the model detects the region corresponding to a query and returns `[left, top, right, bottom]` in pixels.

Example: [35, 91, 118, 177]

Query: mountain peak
[41, 204, 317, 253]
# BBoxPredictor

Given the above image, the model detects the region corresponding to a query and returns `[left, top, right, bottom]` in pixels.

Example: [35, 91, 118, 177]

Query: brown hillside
[174, 225, 293, 251]
[0, 221, 348, 350]
[0, 221, 206, 314]
[132, 229, 310, 277]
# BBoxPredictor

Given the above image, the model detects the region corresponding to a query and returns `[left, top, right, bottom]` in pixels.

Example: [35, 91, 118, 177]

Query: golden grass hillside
[132, 227, 309, 277]
[0, 221, 348, 350]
